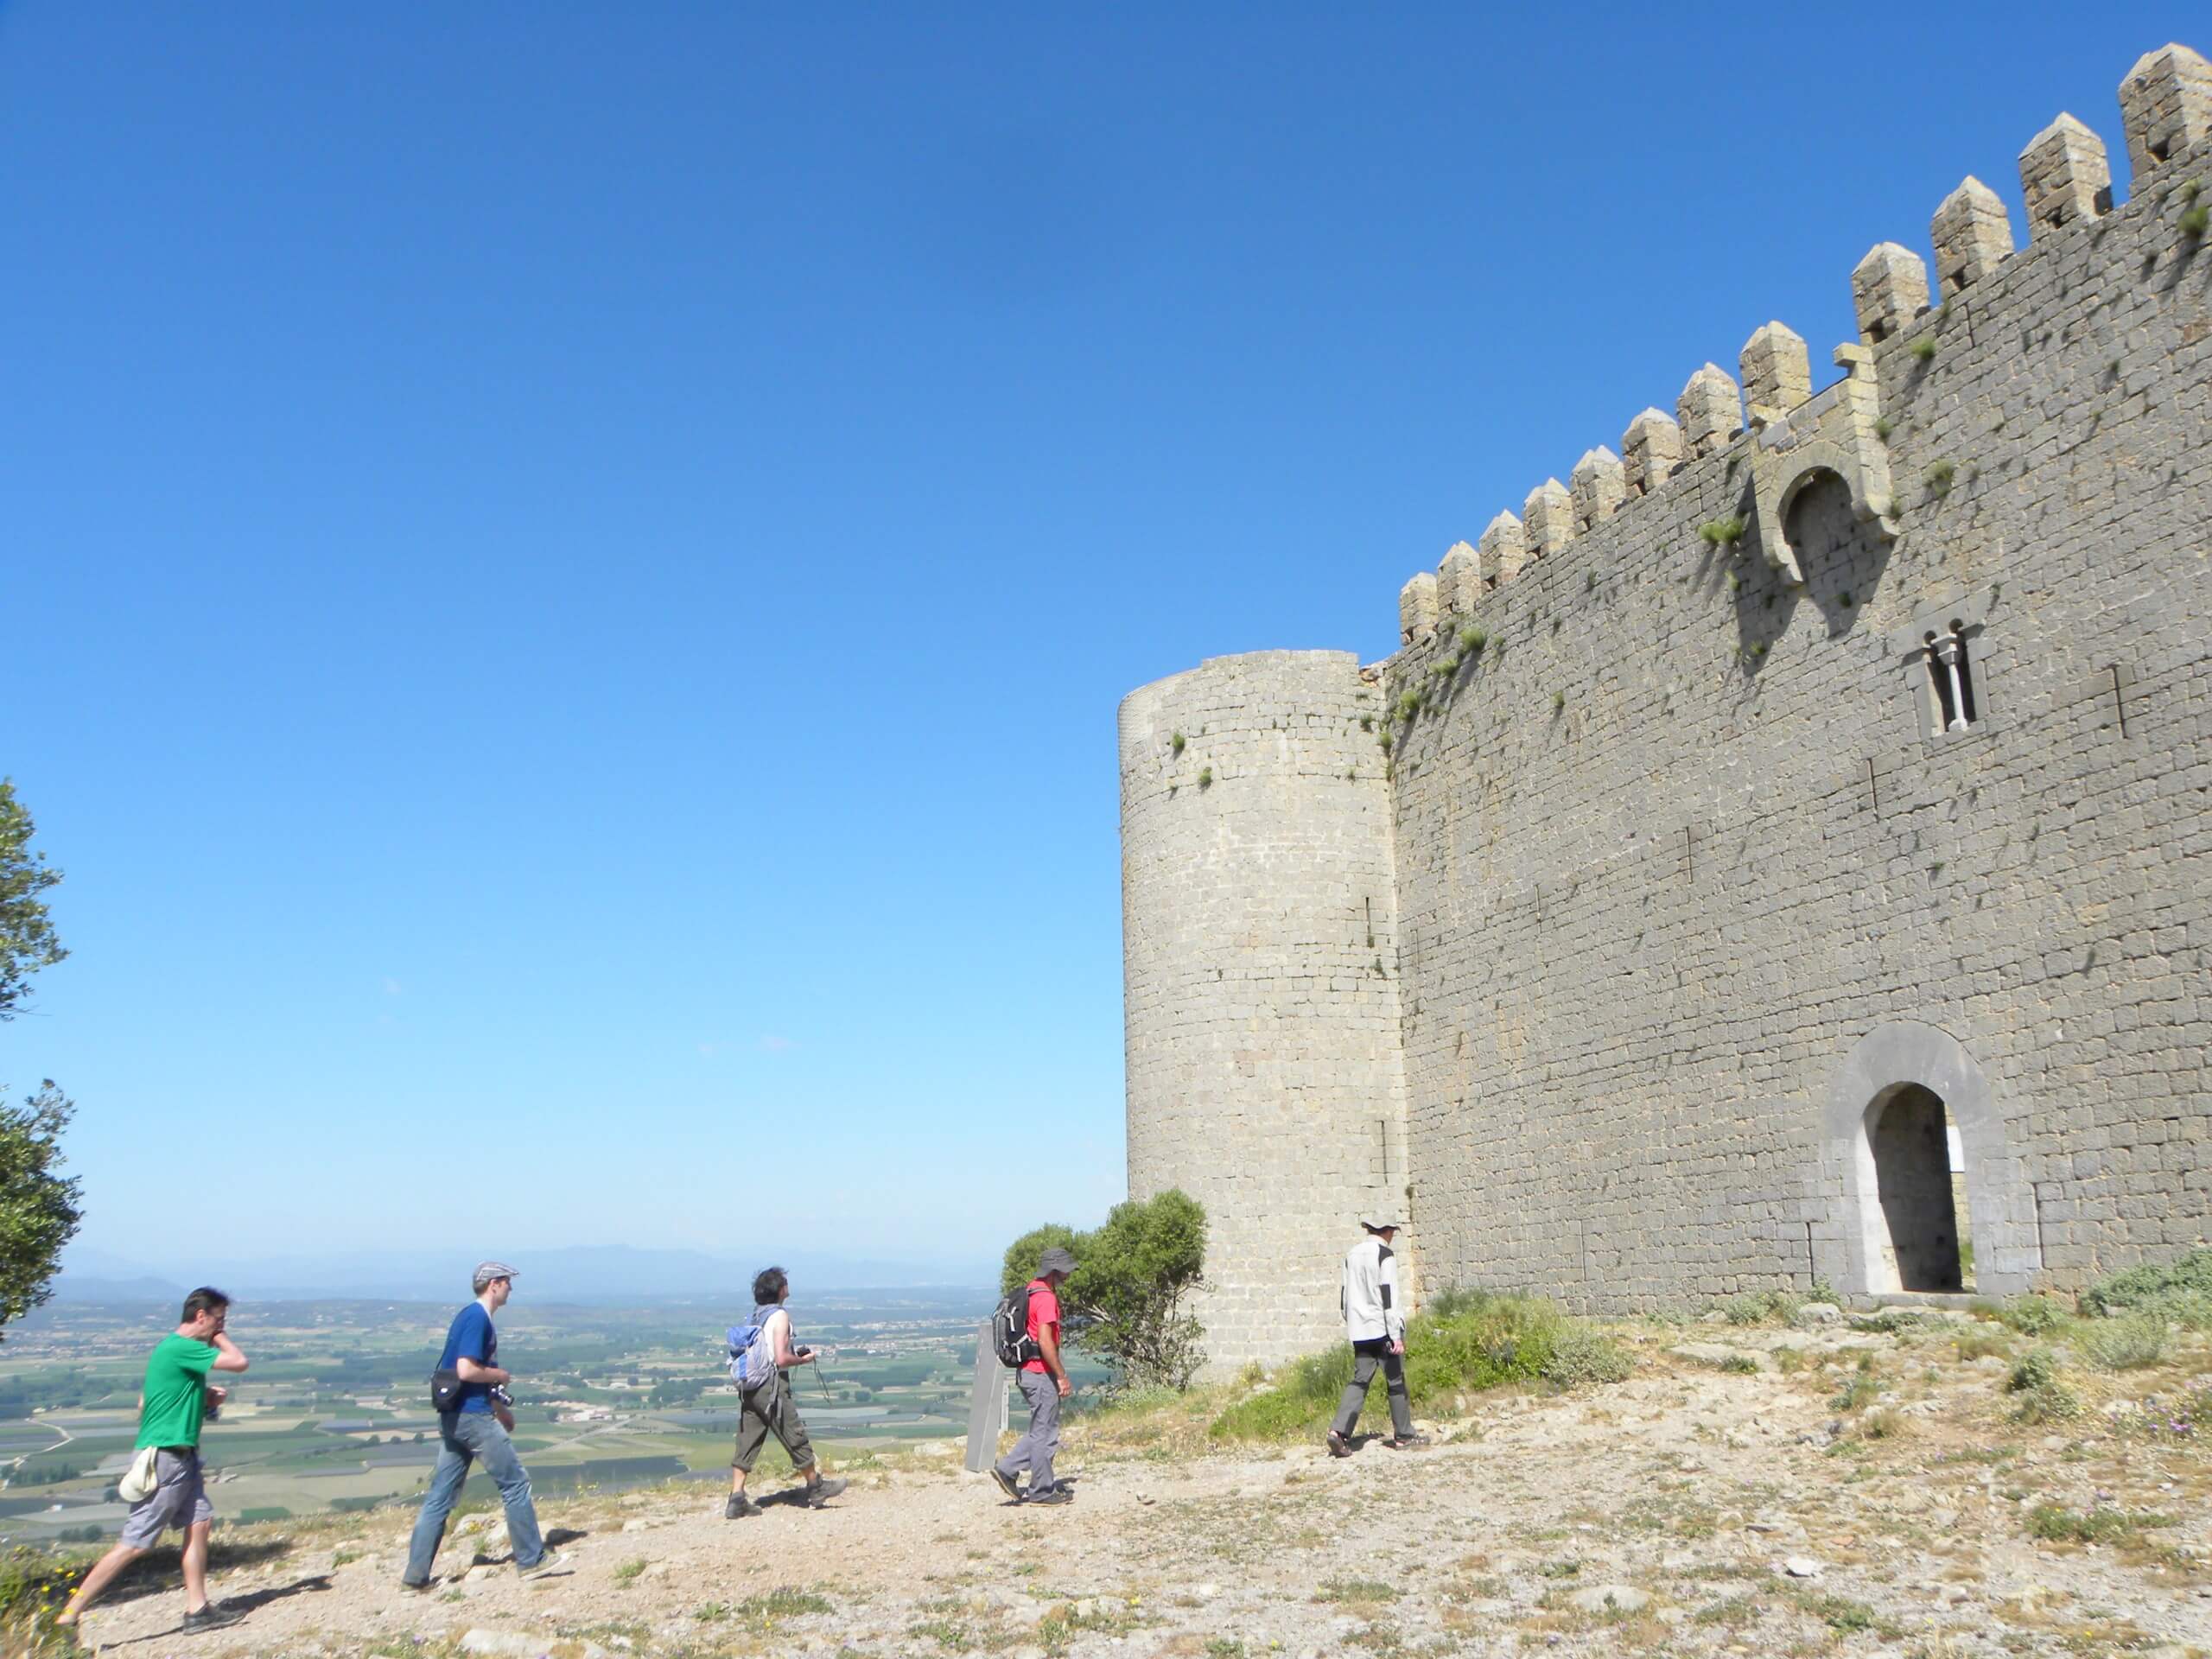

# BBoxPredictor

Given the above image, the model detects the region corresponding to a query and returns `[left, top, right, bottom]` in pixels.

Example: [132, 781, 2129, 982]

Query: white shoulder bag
[117, 1445, 161, 1504]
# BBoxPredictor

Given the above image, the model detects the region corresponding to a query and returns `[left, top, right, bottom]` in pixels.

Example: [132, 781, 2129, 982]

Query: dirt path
[68, 1317, 2212, 1657]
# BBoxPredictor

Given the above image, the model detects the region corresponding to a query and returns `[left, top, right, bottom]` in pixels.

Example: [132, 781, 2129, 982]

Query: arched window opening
[1866, 1084, 1967, 1292]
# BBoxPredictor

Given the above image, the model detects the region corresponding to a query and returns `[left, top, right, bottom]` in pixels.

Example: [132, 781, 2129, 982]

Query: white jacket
[1339, 1235, 1405, 1344]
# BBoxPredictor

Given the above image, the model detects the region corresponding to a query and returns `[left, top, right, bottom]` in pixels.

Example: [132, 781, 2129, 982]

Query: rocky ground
[57, 1307, 2212, 1659]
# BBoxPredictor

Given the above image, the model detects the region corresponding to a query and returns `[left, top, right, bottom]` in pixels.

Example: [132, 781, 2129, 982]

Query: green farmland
[0, 1288, 1016, 1542]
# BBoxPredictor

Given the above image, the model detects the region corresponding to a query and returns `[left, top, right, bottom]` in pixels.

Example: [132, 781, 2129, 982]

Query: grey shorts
[119, 1449, 213, 1548]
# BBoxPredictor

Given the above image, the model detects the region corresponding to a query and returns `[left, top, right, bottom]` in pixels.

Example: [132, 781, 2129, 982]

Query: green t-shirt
[135, 1334, 219, 1451]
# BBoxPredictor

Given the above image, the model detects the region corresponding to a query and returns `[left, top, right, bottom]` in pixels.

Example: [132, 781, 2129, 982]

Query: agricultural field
[0, 1287, 1034, 1542]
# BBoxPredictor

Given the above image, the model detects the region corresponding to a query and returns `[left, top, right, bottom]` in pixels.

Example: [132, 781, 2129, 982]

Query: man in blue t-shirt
[401, 1262, 563, 1587]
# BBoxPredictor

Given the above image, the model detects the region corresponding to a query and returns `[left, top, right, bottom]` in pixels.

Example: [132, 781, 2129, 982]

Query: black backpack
[991, 1283, 1040, 1369]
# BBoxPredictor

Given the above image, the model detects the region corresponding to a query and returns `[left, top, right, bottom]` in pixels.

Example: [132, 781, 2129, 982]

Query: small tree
[0, 781, 79, 1332]
[0, 1081, 80, 1331]
[0, 781, 67, 1022]
[999, 1191, 1209, 1390]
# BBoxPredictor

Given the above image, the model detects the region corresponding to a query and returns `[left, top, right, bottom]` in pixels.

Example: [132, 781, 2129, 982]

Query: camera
[489, 1384, 515, 1408]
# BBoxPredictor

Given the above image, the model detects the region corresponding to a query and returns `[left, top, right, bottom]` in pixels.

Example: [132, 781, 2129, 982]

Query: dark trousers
[1331, 1338, 1413, 1439]
[733, 1372, 815, 1473]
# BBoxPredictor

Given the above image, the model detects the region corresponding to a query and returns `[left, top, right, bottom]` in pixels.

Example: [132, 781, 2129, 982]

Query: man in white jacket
[1326, 1219, 1426, 1456]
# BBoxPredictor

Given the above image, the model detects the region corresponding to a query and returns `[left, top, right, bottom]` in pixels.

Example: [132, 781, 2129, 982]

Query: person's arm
[772, 1309, 811, 1368]
[454, 1356, 510, 1383]
[210, 1332, 250, 1375]
[1382, 1251, 1406, 1352]
[1037, 1321, 1071, 1397]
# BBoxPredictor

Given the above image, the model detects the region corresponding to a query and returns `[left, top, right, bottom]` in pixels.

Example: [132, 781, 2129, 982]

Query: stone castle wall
[1120, 652, 1410, 1368]
[1122, 41, 2212, 1363]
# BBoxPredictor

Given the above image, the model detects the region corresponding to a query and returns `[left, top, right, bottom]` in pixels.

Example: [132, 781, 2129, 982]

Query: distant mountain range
[53, 1243, 994, 1306]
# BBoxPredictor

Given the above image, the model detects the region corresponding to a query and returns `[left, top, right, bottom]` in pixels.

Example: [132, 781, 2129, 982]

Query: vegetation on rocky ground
[1208, 1288, 1630, 1441]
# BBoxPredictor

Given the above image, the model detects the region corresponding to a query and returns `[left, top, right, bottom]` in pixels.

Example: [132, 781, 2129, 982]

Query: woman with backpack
[724, 1266, 847, 1518]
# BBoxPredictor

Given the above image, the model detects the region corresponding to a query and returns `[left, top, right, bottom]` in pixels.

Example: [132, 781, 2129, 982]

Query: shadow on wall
[1707, 464, 1894, 674]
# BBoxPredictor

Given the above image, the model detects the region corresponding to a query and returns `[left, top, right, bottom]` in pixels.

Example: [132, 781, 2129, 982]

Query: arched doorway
[1866, 1084, 1963, 1291]
[1815, 1020, 2039, 1299]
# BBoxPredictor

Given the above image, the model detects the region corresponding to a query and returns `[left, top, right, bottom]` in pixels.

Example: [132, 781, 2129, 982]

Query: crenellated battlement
[1394, 37, 2210, 649]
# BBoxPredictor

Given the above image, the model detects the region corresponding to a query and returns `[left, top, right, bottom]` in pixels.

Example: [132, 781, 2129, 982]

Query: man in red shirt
[991, 1246, 1075, 1506]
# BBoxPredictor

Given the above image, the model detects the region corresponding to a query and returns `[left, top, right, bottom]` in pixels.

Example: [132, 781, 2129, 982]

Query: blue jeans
[403, 1411, 544, 1584]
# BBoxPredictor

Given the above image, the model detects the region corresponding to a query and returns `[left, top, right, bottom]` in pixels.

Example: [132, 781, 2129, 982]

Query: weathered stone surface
[2018, 113, 2111, 232]
[1930, 176, 2015, 299]
[1569, 448, 1626, 533]
[2117, 42, 2212, 180]
[1439, 541, 1481, 613]
[1621, 409, 1683, 497]
[1739, 322, 1812, 416]
[1568, 1585, 1651, 1614]
[1675, 364, 1740, 458]
[1478, 511, 1527, 586]
[1399, 571, 1439, 645]
[1851, 243, 1930, 343]
[1522, 479, 1574, 558]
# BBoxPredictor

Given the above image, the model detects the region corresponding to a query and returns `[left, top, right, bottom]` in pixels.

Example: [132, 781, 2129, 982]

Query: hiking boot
[804, 1477, 848, 1510]
[1325, 1429, 1351, 1459]
[725, 1492, 761, 1520]
[989, 1467, 1021, 1502]
[1024, 1485, 1073, 1506]
[1382, 1433, 1431, 1451]
[399, 1577, 435, 1592]
[181, 1603, 244, 1633]
[515, 1550, 570, 1580]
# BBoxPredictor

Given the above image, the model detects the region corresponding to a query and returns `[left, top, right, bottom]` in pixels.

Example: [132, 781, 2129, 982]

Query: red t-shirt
[1021, 1280, 1061, 1375]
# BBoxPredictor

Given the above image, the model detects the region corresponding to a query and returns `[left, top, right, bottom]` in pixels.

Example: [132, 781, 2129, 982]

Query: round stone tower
[1119, 650, 1412, 1373]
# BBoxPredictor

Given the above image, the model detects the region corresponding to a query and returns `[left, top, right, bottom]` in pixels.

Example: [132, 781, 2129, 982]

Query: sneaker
[989, 1467, 1021, 1502]
[1024, 1485, 1073, 1506]
[725, 1492, 761, 1520]
[398, 1577, 434, 1592]
[804, 1477, 848, 1510]
[181, 1603, 245, 1633]
[1325, 1429, 1351, 1459]
[1382, 1433, 1431, 1451]
[515, 1550, 570, 1580]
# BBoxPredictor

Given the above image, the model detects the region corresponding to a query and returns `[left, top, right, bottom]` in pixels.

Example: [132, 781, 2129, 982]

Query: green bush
[2006, 1349, 2059, 1393]
[1209, 1290, 1628, 1441]
[2077, 1312, 2167, 1372]
[2080, 1249, 2212, 1329]
[1001, 1191, 1210, 1389]
[1998, 1295, 2070, 1336]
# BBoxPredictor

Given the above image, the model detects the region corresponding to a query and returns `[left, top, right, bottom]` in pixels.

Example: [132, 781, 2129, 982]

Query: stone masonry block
[2118, 42, 2212, 180]
[1522, 479, 1574, 558]
[1675, 364, 1741, 459]
[1439, 540, 1481, 613]
[1569, 447, 1626, 532]
[1851, 243, 1931, 343]
[1621, 408, 1683, 496]
[1931, 176, 2016, 299]
[2018, 113, 2113, 232]
[1399, 570, 1440, 644]
[1739, 321, 1813, 417]
[1477, 511, 1527, 586]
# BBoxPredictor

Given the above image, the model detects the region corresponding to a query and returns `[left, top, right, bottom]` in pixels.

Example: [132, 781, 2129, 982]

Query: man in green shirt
[58, 1287, 251, 1636]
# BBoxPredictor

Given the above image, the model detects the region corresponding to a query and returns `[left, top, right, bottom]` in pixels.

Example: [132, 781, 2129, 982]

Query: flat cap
[472, 1260, 519, 1293]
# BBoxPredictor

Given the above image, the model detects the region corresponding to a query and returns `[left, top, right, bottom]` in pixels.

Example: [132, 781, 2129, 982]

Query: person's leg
[181, 1519, 213, 1611]
[1025, 1376, 1062, 1493]
[1331, 1343, 1382, 1438]
[459, 1414, 544, 1569]
[995, 1370, 1047, 1484]
[54, 1541, 146, 1625]
[767, 1380, 819, 1484]
[731, 1383, 771, 1494]
[403, 1419, 474, 1586]
[1382, 1348, 1414, 1439]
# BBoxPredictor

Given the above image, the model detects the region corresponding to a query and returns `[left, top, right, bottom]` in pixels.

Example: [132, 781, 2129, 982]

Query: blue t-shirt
[437, 1303, 498, 1414]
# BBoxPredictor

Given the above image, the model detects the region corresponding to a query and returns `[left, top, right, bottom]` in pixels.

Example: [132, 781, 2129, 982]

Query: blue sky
[3, 3, 2196, 1280]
